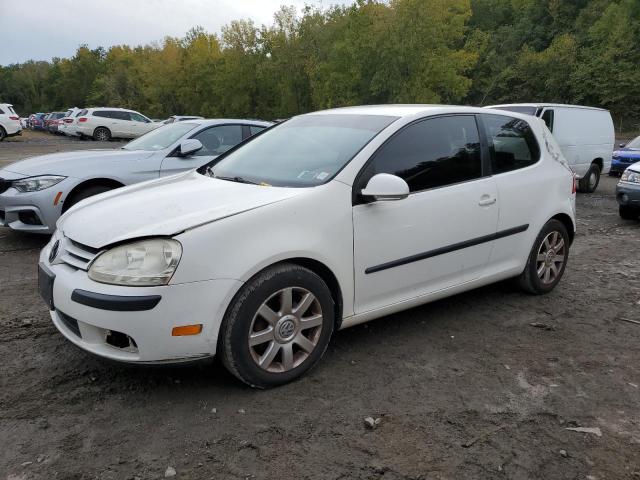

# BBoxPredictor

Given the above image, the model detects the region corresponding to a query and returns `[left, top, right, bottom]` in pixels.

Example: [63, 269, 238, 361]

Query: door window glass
[362, 115, 482, 193]
[481, 114, 540, 174]
[192, 125, 243, 156]
[541, 109, 554, 132]
[130, 112, 148, 123]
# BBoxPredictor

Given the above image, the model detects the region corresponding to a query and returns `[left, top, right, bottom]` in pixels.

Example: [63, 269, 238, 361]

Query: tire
[62, 185, 115, 213]
[619, 205, 640, 220]
[517, 219, 570, 295]
[0, 127, 6, 142]
[578, 163, 601, 193]
[219, 263, 335, 388]
[93, 127, 111, 142]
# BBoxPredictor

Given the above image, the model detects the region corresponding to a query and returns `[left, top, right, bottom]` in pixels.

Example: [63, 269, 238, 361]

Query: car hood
[614, 148, 640, 159]
[58, 170, 306, 248]
[2, 149, 154, 177]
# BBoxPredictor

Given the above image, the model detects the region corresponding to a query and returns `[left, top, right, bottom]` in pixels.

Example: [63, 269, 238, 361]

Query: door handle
[478, 195, 497, 207]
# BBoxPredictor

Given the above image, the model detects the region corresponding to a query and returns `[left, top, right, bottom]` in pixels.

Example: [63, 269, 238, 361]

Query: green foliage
[0, 0, 638, 128]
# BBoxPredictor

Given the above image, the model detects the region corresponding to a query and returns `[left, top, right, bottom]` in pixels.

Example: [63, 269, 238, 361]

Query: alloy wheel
[248, 287, 323, 373]
[536, 231, 566, 284]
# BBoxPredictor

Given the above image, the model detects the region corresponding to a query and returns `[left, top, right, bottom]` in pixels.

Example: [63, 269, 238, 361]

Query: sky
[0, 0, 346, 66]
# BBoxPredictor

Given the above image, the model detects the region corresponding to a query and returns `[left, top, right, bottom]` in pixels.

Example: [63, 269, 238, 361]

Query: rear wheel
[219, 263, 335, 388]
[62, 185, 115, 213]
[93, 127, 111, 142]
[0, 127, 6, 141]
[619, 205, 640, 220]
[518, 219, 570, 295]
[578, 163, 601, 193]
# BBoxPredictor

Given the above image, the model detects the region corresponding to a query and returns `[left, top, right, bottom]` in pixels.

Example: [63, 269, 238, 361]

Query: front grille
[58, 311, 81, 338]
[60, 238, 100, 270]
[0, 179, 10, 194]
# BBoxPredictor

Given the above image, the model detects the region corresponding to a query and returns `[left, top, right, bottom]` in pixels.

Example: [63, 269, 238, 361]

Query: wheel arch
[62, 177, 125, 212]
[592, 158, 603, 170]
[551, 212, 575, 245]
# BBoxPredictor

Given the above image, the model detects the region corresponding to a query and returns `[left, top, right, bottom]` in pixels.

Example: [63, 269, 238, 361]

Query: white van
[486, 104, 614, 192]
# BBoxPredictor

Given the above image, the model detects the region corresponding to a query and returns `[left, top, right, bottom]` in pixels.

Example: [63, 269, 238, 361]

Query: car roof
[306, 104, 522, 118]
[488, 103, 608, 112]
[182, 118, 273, 127]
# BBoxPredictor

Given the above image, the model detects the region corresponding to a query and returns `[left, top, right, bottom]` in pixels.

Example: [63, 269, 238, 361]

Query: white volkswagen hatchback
[39, 105, 576, 388]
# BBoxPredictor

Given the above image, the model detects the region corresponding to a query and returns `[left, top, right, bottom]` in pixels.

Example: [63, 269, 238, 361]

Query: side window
[0, 108, 4, 114]
[113, 111, 131, 121]
[362, 115, 482, 193]
[541, 109, 554, 132]
[93, 111, 113, 119]
[192, 125, 243, 156]
[130, 112, 148, 123]
[249, 125, 265, 136]
[481, 114, 540, 174]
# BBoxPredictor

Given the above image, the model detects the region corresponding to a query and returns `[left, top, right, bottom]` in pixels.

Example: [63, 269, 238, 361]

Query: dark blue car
[610, 135, 640, 176]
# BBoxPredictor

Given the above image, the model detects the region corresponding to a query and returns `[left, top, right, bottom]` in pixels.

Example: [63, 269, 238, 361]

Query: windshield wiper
[214, 174, 262, 185]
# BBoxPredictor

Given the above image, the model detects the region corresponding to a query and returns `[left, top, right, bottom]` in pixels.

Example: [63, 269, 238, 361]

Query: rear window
[491, 106, 538, 116]
[77, 110, 87, 117]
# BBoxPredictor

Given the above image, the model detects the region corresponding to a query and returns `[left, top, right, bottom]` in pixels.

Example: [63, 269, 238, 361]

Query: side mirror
[361, 173, 409, 201]
[619, 143, 626, 148]
[179, 139, 203, 157]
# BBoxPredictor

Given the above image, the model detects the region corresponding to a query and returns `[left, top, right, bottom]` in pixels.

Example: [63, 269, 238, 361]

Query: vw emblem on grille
[49, 240, 60, 263]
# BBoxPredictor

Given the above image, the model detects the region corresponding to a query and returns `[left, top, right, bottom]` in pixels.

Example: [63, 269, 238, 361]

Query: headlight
[88, 238, 182, 286]
[12, 175, 66, 192]
[621, 170, 640, 184]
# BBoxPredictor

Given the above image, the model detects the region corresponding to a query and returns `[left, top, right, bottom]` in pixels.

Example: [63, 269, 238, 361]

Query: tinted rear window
[481, 114, 540, 174]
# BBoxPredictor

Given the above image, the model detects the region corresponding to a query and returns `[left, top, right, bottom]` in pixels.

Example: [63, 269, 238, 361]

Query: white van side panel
[550, 107, 614, 177]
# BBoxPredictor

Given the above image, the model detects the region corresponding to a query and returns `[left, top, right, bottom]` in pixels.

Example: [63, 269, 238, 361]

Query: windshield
[207, 114, 398, 187]
[123, 122, 199, 151]
[625, 136, 640, 149]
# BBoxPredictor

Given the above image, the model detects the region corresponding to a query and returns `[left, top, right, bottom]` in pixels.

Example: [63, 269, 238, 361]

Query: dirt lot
[1, 132, 639, 480]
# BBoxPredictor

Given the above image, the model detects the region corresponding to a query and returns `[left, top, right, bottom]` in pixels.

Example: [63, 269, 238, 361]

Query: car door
[159, 124, 244, 177]
[352, 115, 499, 314]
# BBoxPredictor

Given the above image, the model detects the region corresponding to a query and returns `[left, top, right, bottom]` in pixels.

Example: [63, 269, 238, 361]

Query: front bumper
[39, 243, 242, 363]
[616, 182, 640, 207]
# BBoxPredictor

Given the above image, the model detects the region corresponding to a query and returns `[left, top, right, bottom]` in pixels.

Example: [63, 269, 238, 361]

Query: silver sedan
[0, 119, 271, 233]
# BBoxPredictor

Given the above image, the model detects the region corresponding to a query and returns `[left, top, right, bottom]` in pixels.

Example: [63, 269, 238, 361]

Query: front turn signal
[172, 324, 203, 336]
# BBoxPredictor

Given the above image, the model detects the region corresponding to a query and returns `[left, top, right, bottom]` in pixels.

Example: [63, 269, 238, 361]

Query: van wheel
[578, 163, 601, 193]
[619, 205, 640, 220]
[518, 219, 570, 295]
[93, 127, 111, 142]
[219, 263, 335, 388]
[62, 185, 115, 213]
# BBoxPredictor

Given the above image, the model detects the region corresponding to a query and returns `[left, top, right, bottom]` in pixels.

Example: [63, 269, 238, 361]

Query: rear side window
[541, 109, 554, 132]
[361, 115, 482, 193]
[93, 111, 112, 119]
[0, 108, 4, 114]
[249, 125, 266, 136]
[481, 114, 540, 174]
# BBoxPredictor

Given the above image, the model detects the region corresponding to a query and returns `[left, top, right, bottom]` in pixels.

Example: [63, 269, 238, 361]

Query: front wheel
[578, 163, 601, 193]
[0, 127, 6, 141]
[619, 205, 640, 220]
[219, 263, 335, 388]
[518, 219, 570, 295]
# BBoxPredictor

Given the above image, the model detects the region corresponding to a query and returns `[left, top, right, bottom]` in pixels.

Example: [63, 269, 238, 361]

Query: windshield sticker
[316, 172, 329, 180]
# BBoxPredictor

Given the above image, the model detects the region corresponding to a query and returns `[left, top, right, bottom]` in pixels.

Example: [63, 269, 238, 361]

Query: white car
[58, 107, 82, 136]
[487, 103, 614, 193]
[75, 107, 161, 141]
[39, 105, 576, 388]
[0, 119, 271, 233]
[0, 103, 22, 141]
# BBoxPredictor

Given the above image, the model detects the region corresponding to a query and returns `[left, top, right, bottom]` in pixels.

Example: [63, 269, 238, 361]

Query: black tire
[578, 163, 601, 193]
[93, 127, 111, 142]
[62, 185, 115, 213]
[619, 205, 640, 220]
[518, 219, 570, 295]
[219, 263, 335, 388]
[0, 126, 6, 141]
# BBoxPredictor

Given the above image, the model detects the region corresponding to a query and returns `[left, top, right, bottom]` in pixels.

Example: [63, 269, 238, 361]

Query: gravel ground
[0, 131, 639, 480]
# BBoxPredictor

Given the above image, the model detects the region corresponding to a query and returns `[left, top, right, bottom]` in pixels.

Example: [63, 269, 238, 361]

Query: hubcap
[589, 172, 597, 188]
[536, 231, 566, 285]
[248, 287, 323, 373]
